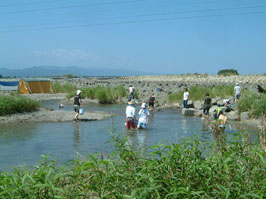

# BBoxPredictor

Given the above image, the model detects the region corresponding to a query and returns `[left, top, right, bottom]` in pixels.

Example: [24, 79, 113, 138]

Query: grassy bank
[52, 82, 77, 93]
[53, 82, 128, 104]
[0, 95, 40, 116]
[80, 85, 127, 104]
[168, 85, 234, 102]
[0, 133, 265, 198]
[237, 91, 266, 118]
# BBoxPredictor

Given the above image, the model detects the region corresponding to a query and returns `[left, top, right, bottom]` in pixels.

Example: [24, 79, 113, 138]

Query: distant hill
[0, 66, 149, 77]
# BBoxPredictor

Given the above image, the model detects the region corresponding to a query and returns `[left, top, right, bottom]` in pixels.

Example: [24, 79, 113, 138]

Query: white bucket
[79, 108, 84, 115]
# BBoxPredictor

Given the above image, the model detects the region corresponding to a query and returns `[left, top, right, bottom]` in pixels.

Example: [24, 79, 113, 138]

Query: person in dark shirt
[203, 93, 212, 115]
[148, 93, 155, 111]
[73, 90, 82, 120]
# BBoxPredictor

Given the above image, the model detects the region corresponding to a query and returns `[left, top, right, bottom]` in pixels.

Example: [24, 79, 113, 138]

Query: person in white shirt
[125, 99, 136, 129]
[183, 88, 189, 108]
[137, 103, 150, 129]
[234, 83, 241, 102]
[129, 85, 135, 99]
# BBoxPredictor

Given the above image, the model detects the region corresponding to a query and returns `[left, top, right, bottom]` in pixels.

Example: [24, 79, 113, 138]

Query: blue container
[79, 108, 84, 115]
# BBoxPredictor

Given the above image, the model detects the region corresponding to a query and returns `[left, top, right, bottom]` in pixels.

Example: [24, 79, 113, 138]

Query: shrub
[168, 85, 234, 103]
[218, 69, 239, 76]
[0, 133, 265, 198]
[76, 85, 127, 104]
[0, 95, 40, 116]
[52, 82, 77, 93]
[237, 91, 266, 118]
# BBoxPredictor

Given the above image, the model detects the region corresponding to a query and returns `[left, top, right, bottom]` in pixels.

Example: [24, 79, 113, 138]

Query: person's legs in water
[126, 118, 135, 129]
[74, 105, 80, 120]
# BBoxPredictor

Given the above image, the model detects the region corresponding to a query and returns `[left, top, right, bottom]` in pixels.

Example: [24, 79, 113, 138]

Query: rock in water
[182, 108, 196, 115]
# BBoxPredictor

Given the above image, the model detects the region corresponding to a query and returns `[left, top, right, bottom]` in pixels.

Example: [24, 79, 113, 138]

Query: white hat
[141, 103, 146, 108]
[236, 82, 239, 85]
[76, 90, 82, 95]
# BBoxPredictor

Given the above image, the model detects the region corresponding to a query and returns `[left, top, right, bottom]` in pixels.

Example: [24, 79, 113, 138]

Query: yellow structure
[19, 79, 54, 94]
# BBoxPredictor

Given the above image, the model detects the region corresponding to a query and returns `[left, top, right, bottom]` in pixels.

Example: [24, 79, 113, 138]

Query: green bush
[0, 133, 265, 198]
[0, 95, 40, 116]
[237, 91, 266, 118]
[52, 82, 77, 93]
[75, 85, 127, 104]
[218, 69, 239, 76]
[168, 85, 234, 103]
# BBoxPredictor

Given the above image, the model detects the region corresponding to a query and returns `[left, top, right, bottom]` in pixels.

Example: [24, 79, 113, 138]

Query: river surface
[0, 100, 259, 170]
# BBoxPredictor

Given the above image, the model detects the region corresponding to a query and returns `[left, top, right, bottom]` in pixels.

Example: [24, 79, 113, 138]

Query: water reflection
[73, 122, 80, 150]
[0, 123, 38, 143]
[126, 130, 148, 150]
[181, 119, 188, 134]
[202, 117, 210, 132]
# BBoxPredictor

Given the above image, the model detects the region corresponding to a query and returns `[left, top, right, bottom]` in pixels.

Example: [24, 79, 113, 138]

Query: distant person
[234, 83, 241, 102]
[148, 93, 156, 111]
[203, 93, 212, 115]
[137, 103, 150, 129]
[73, 90, 82, 120]
[129, 85, 135, 99]
[183, 88, 189, 108]
[218, 111, 227, 131]
[125, 99, 136, 129]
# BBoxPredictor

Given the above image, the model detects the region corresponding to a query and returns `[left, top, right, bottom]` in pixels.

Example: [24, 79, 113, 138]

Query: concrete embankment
[54, 74, 266, 105]
[0, 108, 111, 123]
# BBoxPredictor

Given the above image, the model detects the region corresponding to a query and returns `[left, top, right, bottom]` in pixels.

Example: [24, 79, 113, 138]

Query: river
[0, 100, 259, 170]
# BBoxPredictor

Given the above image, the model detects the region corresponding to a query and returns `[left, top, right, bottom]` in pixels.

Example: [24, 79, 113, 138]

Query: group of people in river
[125, 85, 155, 130]
[72, 82, 241, 131]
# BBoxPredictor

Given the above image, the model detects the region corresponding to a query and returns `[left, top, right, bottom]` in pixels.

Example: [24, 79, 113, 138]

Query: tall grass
[73, 85, 127, 104]
[0, 133, 265, 198]
[0, 95, 40, 116]
[168, 85, 234, 103]
[53, 82, 128, 103]
[237, 91, 266, 118]
[52, 82, 77, 93]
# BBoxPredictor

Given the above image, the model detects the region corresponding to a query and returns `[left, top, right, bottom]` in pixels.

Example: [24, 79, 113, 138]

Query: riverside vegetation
[0, 95, 40, 116]
[0, 131, 265, 198]
[168, 85, 234, 103]
[168, 85, 266, 119]
[53, 82, 132, 104]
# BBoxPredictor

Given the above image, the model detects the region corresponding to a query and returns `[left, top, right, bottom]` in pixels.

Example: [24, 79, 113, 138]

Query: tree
[218, 69, 239, 76]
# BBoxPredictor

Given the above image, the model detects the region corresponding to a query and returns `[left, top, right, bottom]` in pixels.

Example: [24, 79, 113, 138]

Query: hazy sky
[1, 0, 266, 74]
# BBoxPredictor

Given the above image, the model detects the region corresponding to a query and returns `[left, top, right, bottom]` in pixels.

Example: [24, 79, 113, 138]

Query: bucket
[79, 108, 84, 115]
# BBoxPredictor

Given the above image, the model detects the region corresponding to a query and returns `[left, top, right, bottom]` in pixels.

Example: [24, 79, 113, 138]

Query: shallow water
[0, 101, 259, 170]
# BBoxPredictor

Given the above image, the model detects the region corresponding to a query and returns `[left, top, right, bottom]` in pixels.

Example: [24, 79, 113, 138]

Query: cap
[141, 103, 146, 108]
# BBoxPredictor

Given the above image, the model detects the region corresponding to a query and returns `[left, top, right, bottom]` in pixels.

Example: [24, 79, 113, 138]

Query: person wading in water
[73, 90, 82, 121]
[125, 99, 136, 129]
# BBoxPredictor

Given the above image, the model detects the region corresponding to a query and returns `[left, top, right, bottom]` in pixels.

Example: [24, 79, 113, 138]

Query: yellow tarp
[19, 80, 54, 94]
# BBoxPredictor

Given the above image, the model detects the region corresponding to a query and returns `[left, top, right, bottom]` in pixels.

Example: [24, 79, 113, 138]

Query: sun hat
[236, 82, 239, 85]
[128, 99, 135, 105]
[76, 90, 82, 95]
[141, 103, 146, 108]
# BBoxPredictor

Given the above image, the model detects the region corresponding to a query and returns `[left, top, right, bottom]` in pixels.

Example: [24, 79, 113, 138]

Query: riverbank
[0, 133, 265, 198]
[0, 108, 111, 123]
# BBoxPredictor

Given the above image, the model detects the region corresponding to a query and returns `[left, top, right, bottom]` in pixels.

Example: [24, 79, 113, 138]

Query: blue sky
[1, 0, 266, 74]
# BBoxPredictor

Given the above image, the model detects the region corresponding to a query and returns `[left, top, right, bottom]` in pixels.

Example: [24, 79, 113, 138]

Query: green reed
[0, 132, 265, 198]
[168, 85, 234, 103]
[52, 82, 77, 93]
[77, 85, 127, 104]
[237, 91, 266, 118]
[0, 95, 40, 116]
